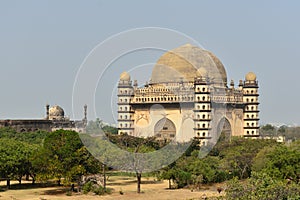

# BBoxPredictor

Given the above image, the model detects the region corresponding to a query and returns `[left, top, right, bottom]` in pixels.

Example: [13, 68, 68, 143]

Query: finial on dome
[245, 72, 256, 81]
[184, 43, 193, 47]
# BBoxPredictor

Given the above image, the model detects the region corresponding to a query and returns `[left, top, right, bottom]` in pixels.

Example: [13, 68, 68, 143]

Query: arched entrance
[154, 118, 176, 141]
[217, 117, 232, 141]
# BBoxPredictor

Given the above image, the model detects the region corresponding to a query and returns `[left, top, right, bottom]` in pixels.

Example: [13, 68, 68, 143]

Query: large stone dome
[49, 105, 64, 120]
[151, 44, 227, 84]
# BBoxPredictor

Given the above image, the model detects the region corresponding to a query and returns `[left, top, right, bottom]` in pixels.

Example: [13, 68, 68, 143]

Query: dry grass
[0, 177, 224, 200]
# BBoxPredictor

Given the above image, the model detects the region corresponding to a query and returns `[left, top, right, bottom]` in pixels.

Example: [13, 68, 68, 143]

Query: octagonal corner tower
[117, 44, 260, 145]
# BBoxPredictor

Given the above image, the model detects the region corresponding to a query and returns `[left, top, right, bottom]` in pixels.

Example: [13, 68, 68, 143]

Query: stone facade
[117, 44, 259, 145]
[0, 105, 87, 133]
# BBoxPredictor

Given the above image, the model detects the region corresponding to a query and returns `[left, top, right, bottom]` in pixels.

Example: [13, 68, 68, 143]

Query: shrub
[93, 185, 105, 195]
[82, 181, 93, 194]
[226, 173, 300, 200]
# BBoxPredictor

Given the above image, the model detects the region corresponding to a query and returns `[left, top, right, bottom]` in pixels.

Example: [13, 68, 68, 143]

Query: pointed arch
[154, 118, 176, 141]
[217, 117, 232, 141]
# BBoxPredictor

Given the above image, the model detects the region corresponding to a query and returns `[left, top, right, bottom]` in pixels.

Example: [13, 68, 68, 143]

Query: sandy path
[0, 177, 223, 200]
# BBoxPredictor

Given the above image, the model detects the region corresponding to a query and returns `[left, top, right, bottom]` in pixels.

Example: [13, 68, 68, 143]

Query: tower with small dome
[118, 72, 134, 135]
[117, 44, 259, 145]
[243, 72, 260, 137]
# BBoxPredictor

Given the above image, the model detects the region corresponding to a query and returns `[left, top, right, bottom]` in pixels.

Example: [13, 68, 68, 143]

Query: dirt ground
[0, 176, 224, 200]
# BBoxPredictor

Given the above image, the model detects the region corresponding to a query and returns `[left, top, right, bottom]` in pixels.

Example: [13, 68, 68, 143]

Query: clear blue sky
[0, 0, 299, 125]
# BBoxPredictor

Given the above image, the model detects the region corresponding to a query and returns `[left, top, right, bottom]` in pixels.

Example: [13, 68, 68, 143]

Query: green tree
[278, 125, 287, 135]
[260, 124, 276, 136]
[0, 127, 47, 145]
[0, 138, 35, 188]
[35, 130, 102, 185]
[226, 172, 300, 200]
[253, 143, 300, 180]
[218, 138, 276, 179]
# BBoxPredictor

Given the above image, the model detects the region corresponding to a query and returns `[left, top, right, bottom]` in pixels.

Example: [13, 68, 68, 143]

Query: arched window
[203, 132, 206, 137]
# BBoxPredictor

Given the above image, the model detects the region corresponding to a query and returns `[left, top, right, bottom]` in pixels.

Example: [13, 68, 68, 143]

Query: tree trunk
[30, 174, 36, 185]
[169, 179, 171, 189]
[136, 172, 142, 193]
[25, 174, 30, 181]
[7, 178, 10, 189]
[103, 164, 106, 190]
[57, 178, 61, 186]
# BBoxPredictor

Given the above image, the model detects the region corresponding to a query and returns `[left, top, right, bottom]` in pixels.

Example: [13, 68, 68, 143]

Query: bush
[226, 173, 300, 200]
[82, 181, 111, 195]
[82, 181, 93, 194]
[93, 185, 105, 195]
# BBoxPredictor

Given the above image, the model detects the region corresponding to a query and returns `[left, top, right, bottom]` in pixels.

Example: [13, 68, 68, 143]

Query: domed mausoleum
[0, 104, 88, 133]
[117, 44, 259, 145]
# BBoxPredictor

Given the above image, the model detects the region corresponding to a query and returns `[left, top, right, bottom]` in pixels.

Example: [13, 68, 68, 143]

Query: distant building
[261, 135, 285, 143]
[117, 44, 260, 145]
[0, 104, 87, 133]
